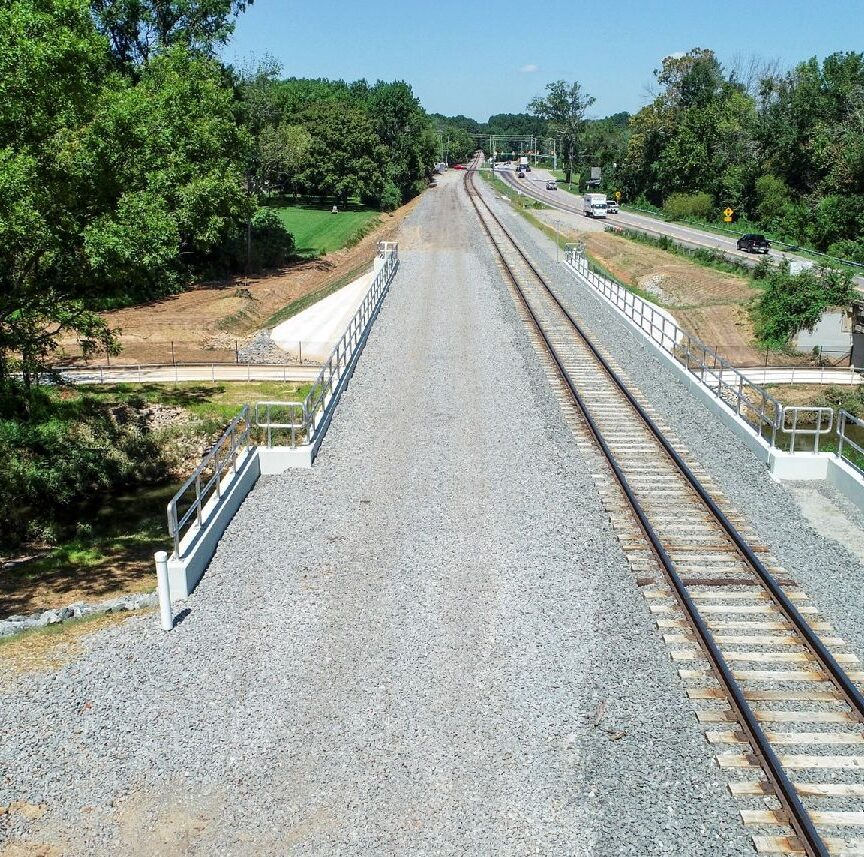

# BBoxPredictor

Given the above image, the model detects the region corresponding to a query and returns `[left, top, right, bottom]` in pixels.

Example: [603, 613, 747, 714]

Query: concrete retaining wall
[167, 448, 261, 599]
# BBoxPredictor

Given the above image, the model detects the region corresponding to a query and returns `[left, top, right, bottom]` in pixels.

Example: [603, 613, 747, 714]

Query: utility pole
[245, 171, 253, 288]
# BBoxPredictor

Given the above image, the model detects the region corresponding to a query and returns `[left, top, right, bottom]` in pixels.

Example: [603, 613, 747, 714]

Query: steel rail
[464, 160, 856, 857]
[480, 167, 864, 719]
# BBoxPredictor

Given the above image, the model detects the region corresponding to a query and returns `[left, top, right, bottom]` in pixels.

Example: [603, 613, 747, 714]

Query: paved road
[54, 363, 322, 384]
[495, 165, 864, 289]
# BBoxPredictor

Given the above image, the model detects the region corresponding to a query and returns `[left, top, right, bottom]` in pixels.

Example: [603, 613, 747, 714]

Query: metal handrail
[163, 245, 398, 554]
[302, 242, 399, 444]
[254, 400, 306, 448]
[166, 405, 252, 558]
[782, 406, 834, 453]
[838, 410, 864, 475]
[564, 246, 783, 448]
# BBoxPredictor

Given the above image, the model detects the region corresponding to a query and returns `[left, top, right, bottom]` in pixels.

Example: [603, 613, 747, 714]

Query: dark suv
[737, 233, 770, 254]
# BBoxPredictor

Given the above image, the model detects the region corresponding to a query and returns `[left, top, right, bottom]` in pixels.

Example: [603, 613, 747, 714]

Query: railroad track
[464, 158, 864, 857]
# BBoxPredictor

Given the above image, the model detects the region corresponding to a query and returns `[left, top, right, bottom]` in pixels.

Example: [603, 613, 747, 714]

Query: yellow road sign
[615, 191, 621, 201]
[723, 206, 734, 223]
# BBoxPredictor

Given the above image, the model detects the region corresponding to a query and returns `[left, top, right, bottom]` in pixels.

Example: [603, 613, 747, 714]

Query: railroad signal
[723, 206, 734, 223]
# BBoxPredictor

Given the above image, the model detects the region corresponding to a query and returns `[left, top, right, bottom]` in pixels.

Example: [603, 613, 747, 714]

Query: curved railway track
[464, 157, 864, 857]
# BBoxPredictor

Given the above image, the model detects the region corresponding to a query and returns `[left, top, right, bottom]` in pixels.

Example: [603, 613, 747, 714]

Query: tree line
[621, 48, 864, 261]
[0, 0, 437, 397]
[441, 47, 864, 269]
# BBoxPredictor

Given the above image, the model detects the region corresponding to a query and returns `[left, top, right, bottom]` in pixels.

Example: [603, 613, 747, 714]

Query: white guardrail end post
[154, 550, 174, 630]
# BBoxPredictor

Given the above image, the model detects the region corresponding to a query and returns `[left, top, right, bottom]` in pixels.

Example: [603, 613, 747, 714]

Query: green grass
[609, 226, 755, 278]
[7, 482, 176, 581]
[271, 202, 380, 257]
[263, 261, 372, 329]
[485, 170, 548, 212]
[80, 380, 310, 423]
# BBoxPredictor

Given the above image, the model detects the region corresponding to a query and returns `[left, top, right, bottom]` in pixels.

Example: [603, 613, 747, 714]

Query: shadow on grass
[1, 483, 176, 617]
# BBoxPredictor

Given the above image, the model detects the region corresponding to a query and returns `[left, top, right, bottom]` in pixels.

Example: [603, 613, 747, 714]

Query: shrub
[378, 180, 402, 212]
[751, 261, 856, 348]
[807, 194, 864, 251]
[827, 239, 864, 264]
[663, 191, 715, 221]
[0, 384, 171, 546]
[754, 175, 792, 228]
[203, 208, 295, 276]
[248, 208, 295, 268]
[814, 385, 864, 417]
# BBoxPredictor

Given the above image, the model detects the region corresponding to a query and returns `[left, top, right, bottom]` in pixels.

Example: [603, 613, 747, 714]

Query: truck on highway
[583, 193, 608, 218]
[519, 156, 528, 170]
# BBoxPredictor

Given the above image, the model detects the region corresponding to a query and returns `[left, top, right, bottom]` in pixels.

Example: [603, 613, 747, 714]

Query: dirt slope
[57, 197, 421, 366]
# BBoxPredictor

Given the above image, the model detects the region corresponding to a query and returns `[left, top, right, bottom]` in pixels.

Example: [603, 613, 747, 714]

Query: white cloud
[520, 63, 539, 73]
[667, 51, 686, 59]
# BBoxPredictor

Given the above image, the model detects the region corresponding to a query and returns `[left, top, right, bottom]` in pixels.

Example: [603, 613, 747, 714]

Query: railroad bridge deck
[4, 169, 864, 855]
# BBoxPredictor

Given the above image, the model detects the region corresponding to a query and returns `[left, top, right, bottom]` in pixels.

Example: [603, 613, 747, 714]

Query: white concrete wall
[794, 309, 851, 352]
[167, 448, 261, 599]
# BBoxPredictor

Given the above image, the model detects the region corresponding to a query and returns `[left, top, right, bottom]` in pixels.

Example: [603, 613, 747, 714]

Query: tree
[368, 81, 436, 202]
[752, 261, 856, 347]
[0, 0, 253, 394]
[0, 0, 118, 394]
[258, 123, 311, 198]
[91, 0, 253, 65]
[299, 103, 386, 205]
[622, 49, 758, 208]
[79, 47, 253, 296]
[529, 80, 595, 185]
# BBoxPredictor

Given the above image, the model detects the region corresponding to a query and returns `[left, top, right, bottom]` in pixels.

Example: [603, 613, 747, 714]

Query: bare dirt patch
[0, 554, 155, 618]
[56, 197, 421, 367]
[578, 230, 767, 364]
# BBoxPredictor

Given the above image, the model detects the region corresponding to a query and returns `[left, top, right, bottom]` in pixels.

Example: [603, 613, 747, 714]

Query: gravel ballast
[1, 171, 752, 855]
[479, 176, 864, 665]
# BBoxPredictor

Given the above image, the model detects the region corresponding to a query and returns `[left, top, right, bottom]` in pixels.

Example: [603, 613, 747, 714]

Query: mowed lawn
[273, 202, 380, 256]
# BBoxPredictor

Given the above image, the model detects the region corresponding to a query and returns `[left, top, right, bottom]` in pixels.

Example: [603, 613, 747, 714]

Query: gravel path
[1, 170, 751, 856]
[479, 174, 864, 677]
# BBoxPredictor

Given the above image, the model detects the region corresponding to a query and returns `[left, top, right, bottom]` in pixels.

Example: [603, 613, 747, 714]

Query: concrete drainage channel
[562, 246, 864, 511]
[154, 243, 399, 629]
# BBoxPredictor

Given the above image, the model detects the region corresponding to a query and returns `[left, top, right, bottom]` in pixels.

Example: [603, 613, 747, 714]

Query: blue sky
[221, 0, 864, 120]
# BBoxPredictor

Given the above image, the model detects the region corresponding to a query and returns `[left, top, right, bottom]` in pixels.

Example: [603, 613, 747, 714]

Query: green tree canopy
[299, 102, 386, 204]
[0, 0, 252, 391]
[528, 80, 595, 184]
[91, 0, 253, 65]
[622, 49, 757, 208]
[0, 0, 116, 390]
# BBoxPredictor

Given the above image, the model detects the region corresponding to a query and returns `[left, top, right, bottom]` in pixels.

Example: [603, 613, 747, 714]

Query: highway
[494, 164, 864, 289]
